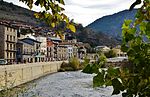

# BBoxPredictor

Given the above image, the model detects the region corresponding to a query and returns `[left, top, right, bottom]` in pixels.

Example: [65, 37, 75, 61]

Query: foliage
[20, 0, 76, 38]
[59, 57, 81, 71]
[83, 0, 150, 97]
[69, 57, 80, 70]
[82, 53, 107, 74]
[59, 61, 75, 72]
[82, 56, 90, 67]
[104, 49, 117, 58]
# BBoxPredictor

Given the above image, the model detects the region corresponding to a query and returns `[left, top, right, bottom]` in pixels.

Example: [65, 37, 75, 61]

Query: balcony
[6, 49, 17, 52]
[6, 40, 16, 43]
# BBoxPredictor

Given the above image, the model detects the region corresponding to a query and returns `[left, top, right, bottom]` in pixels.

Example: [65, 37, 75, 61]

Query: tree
[19, 0, 76, 38]
[83, 0, 150, 96]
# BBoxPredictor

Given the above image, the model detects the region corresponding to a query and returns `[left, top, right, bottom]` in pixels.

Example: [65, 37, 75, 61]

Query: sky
[5, 0, 137, 26]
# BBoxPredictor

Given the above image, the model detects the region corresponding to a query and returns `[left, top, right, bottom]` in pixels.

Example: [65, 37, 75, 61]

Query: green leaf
[112, 78, 124, 95]
[122, 93, 128, 97]
[56, 0, 65, 5]
[124, 20, 132, 26]
[82, 64, 99, 74]
[140, 22, 146, 32]
[121, 44, 128, 52]
[34, 0, 40, 6]
[82, 64, 91, 74]
[128, 28, 136, 34]
[93, 72, 105, 87]
[107, 67, 120, 77]
[146, 22, 150, 38]
[125, 33, 135, 42]
[68, 24, 76, 32]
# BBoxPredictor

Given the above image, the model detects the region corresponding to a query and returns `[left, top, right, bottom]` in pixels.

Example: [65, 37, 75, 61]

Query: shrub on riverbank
[69, 57, 80, 70]
[59, 57, 83, 72]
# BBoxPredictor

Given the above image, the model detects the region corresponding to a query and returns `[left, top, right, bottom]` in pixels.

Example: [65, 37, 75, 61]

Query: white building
[95, 46, 110, 52]
[36, 36, 47, 61]
[67, 46, 73, 59]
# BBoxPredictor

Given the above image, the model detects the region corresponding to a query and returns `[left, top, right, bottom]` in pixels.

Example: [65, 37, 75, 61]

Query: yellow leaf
[51, 23, 55, 27]
[68, 24, 76, 32]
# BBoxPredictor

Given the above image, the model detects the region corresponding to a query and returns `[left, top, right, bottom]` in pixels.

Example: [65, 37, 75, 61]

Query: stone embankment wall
[106, 61, 130, 67]
[0, 61, 64, 90]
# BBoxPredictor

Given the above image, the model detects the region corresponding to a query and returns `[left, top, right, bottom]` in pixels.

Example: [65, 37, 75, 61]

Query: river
[9, 71, 122, 97]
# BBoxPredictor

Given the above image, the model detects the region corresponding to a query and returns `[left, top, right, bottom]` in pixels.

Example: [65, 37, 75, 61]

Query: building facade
[17, 38, 42, 63]
[0, 24, 17, 64]
[16, 40, 35, 63]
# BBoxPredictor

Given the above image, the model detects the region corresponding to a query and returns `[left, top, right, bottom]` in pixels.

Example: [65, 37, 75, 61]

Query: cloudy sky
[5, 0, 137, 26]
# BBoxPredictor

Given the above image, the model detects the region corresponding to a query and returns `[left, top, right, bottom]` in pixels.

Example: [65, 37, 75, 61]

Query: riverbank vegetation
[59, 57, 84, 72]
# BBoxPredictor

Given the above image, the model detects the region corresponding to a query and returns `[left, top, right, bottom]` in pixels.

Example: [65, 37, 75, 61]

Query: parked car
[0, 59, 8, 65]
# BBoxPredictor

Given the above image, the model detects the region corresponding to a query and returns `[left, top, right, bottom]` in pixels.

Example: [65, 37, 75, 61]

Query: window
[27, 49, 28, 54]
[7, 43, 9, 50]
[7, 52, 9, 58]
[24, 49, 26, 54]
[10, 53, 12, 58]
[13, 36, 15, 41]
[18, 48, 21, 52]
[13, 52, 15, 58]
[10, 35, 12, 41]
[14, 44, 16, 50]
[7, 35, 9, 41]
[10, 44, 12, 50]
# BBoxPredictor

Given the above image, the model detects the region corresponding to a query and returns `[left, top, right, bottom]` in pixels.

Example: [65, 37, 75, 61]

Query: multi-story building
[47, 37, 62, 61]
[17, 40, 35, 63]
[36, 36, 47, 61]
[0, 24, 17, 64]
[47, 38, 55, 61]
[59, 42, 78, 60]
[57, 45, 67, 60]
[16, 38, 41, 63]
[77, 42, 87, 59]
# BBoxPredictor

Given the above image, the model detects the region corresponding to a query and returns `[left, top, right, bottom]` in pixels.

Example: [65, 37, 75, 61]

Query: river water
[13, 71, 121, 97]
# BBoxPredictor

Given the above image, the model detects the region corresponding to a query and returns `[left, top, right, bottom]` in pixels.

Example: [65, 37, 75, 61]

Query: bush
[69, 57, 80, 70]
[104, 49, 117, 58]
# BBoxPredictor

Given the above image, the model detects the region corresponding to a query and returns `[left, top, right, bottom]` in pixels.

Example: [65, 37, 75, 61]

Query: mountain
[74, 24, 120, 47]
[0, 0, 38, 25]
[87, 9, 137, 41]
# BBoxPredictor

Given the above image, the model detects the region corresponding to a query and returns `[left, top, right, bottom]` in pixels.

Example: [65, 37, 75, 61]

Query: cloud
[4, 0, 140, 26]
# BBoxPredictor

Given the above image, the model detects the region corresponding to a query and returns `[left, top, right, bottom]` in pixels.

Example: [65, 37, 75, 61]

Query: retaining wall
[0, 61, 64, 90]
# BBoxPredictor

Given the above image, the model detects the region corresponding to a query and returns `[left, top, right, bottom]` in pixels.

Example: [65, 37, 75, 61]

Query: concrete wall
[0, 61, 64, 90]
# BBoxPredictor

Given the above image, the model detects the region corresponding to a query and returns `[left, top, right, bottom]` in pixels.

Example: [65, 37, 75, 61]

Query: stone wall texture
[0, 61, 64, 90]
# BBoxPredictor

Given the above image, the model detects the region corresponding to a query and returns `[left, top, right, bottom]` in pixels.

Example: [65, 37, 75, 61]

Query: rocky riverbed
[15, 71, 121, 97]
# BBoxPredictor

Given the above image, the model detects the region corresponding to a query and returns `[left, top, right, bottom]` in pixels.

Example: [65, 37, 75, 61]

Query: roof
[21, 38, 41, 43]
[47, 37, 62, 41]
[20, 38, 41, 45]
[59, 42, 74, 45]
[17, 40, 33, 45]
